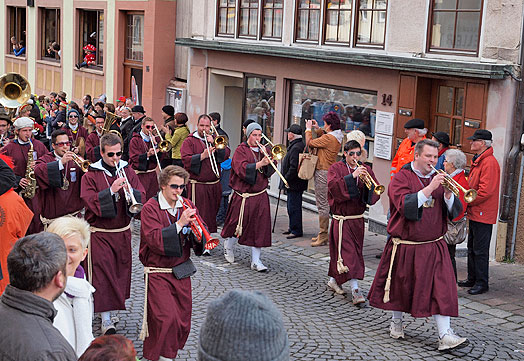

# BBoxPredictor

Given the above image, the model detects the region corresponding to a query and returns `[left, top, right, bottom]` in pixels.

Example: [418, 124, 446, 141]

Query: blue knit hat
[198, 290, 289, 361]
[67, 108, 80, 118]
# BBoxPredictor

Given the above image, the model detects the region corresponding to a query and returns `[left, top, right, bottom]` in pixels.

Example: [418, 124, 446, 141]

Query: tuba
[103, 111, 123, 141]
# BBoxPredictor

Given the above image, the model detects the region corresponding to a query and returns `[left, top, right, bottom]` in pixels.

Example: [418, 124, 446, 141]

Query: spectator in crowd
[49, 91, 58, 104]
[119, 107, 133, 135]
[209, 112, 229, 140]
[49, 101, 68, 133]
[78, 335, 137, 361]
[46, 41, 57, 58]
[125, 98, 134, 109]
[459, 129, 501, 295]
[122, 105, 146, 160]
[0, 232, 77, 361]
[216, 158, 232, 227]
[48, 216, 95, 357]
[199, 289, 289, 361]
[105, 103, 116, 115]
[390, 118, 426, 178]
[347, 130, 368, 163]
[443, 149, 470, 280]
[0, 114, 13, 148]
[11, 37, 25, 56]
[57, 91, 67, 103]
[94, 101, 105, 116]
[305, 112, 344, 247]
[281, 124, 308, 239]
[432, 131, 451, 170]
[97, 94, 107, 104]
[75, 44, 96, 69]
[116, 96, 126, 114]
[241, 119, 255, 142]
[53, 42, 61, 59]
[159, 105, 176, 168]
[164, 112, 189, 167]
[82, 94, 95, 117]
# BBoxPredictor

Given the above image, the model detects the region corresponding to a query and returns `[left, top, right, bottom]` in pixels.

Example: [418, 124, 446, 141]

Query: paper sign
[292, 103, 302, 118]
[373, 133, 392, 160]
[375, 110, 395, 135]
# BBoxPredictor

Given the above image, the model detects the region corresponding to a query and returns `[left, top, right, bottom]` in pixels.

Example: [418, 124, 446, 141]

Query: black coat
[281, 137, 308, 191]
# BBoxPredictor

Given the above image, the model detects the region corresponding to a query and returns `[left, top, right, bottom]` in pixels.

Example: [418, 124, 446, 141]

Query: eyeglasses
[169, 184, 186, 190]
[55, 141, 71, 147]
[106, 151, 123, 157]
[144, 125, 154, 130]
[348, 151, 362, 156]
[69, 115, 79, 118]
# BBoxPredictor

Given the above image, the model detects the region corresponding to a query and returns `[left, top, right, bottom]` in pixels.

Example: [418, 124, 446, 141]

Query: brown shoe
[311, 216, 329, 247]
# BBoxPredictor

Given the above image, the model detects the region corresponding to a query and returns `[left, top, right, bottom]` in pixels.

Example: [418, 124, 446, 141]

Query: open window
[41, 8, 61, 61]
[7, 6, 26, 57]
[78, 10, 104, 70]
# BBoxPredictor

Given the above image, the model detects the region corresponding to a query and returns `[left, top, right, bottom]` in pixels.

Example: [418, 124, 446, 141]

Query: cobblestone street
[94, 211, 524, 360]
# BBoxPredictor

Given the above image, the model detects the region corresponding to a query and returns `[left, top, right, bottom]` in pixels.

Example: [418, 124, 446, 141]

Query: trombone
[430, 165, 477, 203]
[255, 139, 289, 189]
[210, 122, 228, 150]
[203, 130, 221, 178]
[71, 153, 91, 172]
[357, 161, 385, 196]
[152, 123, 172, 152]
[114, 161, 143, 214]
[149, 128, 164, 171]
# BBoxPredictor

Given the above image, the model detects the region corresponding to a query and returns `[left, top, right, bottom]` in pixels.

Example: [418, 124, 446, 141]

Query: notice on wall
[373, 133, 392, 160]
[292, 103, 302, 118]
[375, 110, 395, 135]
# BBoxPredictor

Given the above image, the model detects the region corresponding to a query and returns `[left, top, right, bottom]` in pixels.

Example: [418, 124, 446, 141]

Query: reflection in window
[217, 0, 236, 36]
[239, 0, 259, 37]
[8, 7, 26, 56]
[262, 0, 283, 40]
[296, 0, 321, 41]
[355, 0, 387, 46]
[126, 14, 144, 62]
[245, 77, 276, 142]
[324, 0, 352, 44]
[41, 8, 60, 61]
[79, 10, 104, 68]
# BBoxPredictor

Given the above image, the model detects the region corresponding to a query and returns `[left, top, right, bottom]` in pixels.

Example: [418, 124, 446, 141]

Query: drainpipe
[498, 15, 524, 260]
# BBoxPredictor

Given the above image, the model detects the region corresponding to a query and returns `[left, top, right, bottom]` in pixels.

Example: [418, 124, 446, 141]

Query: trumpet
[115, 161, 143, 214]
[210, 122, 228, 150]
[430, 165, 477, 203]
[178, 195, 219, 250]
[357, 161, 385, 195]
[71, 153, 91, 172]
[255, 140, 289, 189]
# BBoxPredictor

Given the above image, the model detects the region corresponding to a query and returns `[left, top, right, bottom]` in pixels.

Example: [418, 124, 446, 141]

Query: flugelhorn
[115, 161, 143, 213]
[430, 165, 477, 203]
[357, 161, 385, 195]
[178, 195, 219, 250]
[255, 140, 289, 189]
[71, 153, 91, 172]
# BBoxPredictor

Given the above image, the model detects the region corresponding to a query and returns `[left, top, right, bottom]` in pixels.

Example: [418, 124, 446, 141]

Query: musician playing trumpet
[326, 140, 381, 304]
[34, 129, 85, 229]
[80, 133, 145, 335]
[139, 165, 204, 361]
[181, 114, 230, 235]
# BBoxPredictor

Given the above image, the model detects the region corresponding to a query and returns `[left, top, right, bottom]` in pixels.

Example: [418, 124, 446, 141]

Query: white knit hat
[13, 117, 34, 130]
[347, 130, 366, 148]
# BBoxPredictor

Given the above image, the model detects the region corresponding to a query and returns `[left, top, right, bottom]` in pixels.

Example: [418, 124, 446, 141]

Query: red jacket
[467, 147, 500, 224]
[390, 137, 425, 179]
[452, 170, 469, 221]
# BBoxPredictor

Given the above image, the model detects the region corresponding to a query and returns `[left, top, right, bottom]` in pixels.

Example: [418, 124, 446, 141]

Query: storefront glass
[244, 76, 276, 142]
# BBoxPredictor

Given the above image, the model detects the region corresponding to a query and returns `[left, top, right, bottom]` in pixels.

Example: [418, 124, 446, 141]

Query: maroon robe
[1, 138, 49, 234]
[129, 133, 160, 201]
[181, 133, 230, 233]
[139, 196, 203, 360]
[327, 161, 380, 285]
[34, 153, 84, 222]
[81, 160, 146, 312]
[221, 142, 275, 247]
[64, 125, 89, 158]
[85, 131, 101, 162]
[368, 163, 462, 317]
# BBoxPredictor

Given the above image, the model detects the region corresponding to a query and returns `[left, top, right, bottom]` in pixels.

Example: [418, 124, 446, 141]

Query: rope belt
[87, 224, 132, 285]
[234, 189, 267, 237]
[383, 236, 443, 303]
[40, 210, 82, 230]
[135, 168, 157, 174]
[332, 213, 364, 274]
[189, 179, 220, 204]
[139, 266, 173, 341]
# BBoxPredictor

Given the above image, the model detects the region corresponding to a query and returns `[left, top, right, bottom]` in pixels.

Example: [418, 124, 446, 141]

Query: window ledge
[5, 54, 27, 61]
[75, 67, 104, 76]
[36, 59, 61, 67]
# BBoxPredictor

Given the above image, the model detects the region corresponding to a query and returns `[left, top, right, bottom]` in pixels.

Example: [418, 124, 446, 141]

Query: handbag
[172, 259, 197, 279]
[444, 217, 468, 246]
[298, 146, 318, 180]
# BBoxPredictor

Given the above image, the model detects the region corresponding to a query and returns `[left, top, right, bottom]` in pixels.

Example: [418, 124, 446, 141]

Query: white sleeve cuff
[444, 193, 455, 212]
[417, 190, 429, 208]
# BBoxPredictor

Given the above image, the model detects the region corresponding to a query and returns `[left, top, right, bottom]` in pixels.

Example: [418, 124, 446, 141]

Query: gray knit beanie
[245, 122, 262, 139]
[198, 290, 289, 361]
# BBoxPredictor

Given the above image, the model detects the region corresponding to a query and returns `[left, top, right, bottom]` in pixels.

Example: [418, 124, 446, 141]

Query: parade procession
[0, 1, 524, 361]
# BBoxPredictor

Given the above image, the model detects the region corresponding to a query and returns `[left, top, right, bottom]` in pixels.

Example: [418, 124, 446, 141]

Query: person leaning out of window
[305, 111, 344, 247]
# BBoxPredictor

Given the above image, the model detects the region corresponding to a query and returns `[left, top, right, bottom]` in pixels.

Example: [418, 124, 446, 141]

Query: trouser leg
[470, 220, 492, 288]
[287, 190, 303, 236]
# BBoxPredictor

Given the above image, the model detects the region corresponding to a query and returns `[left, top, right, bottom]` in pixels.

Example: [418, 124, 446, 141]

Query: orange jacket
[467, 147, 500, 224]
[390, 137, 425, 179]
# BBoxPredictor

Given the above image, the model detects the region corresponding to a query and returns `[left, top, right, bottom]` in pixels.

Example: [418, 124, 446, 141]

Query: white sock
[225, 237, 237, 250]
[251, 247, 261, 265]
[159, 357, 173, 361]
[348, 279, 359, 291]
[329, 277, 336, 283]
[392, 311, 403, 321]
[433, 314, 451, 338]
[101, 311, 111, 323]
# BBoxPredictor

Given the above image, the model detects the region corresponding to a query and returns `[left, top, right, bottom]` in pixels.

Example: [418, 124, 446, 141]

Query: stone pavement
[93, 205, 524, 360]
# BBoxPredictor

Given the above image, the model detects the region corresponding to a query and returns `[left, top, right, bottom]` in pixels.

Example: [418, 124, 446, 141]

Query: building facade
[177, 0, 524, 261]
[0, 0, 177, 120]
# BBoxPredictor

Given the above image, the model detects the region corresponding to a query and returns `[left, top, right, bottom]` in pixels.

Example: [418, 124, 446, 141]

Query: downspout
[498, 11, 524, 260]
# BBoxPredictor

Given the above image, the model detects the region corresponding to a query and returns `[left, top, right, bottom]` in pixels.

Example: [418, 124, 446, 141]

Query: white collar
[449, 168, 463, 178]
[17, 138, 31, 145]
[193, 131, 205, 141]
[90, 159, 129, 176]
[140, 131, 151, 142]
[54, 151, 62, 161]
[158, 191, 183, 210]
[410, 162, 435, 179]
[69, 123, 79, 131]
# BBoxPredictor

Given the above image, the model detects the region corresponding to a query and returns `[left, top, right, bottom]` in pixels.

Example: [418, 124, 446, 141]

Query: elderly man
[1, 117, 49, 234]
[122, 105, 146, 160]
[368, 139, 467, 351]
[390, 118, 427, 178]
[0, 232, 76, 360]
[431, 131, 450, 170]
[281, 124, 308, 239]
[458, 129, 500, 295]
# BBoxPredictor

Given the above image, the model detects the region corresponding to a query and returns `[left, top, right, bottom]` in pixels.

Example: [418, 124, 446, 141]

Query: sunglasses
[169, 184, 186, 190]
[69, 115, 79, 118]
[106, 151, 123, 157]
[55, 141, 71, 147]
[348, 151, 362, 156]
[144, 125, 154, 130]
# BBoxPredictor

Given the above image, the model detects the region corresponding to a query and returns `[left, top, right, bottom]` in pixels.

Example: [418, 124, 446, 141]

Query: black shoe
[282, 231, 291, 235]
[468, 285, 488, 295]
[286, 234, 302, 239]
[458, 280, 475, 288]
[375, 253, 382, 259]
[75, 63, 80, 70]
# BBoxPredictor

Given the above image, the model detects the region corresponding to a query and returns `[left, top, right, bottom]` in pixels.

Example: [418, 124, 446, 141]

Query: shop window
[289, 81, 377, 161]
[324, 0, 352, 44]
[296, 0, 321, 42]
[126, 14, 144, 62]
[7, 6, 26, 57]
[244, 76, 276, 142]
[217, 0, 237, 36]
[78, 10, 104, 69]
[41, 8, 61, 61]
[428, 0, 483, 54]
[262, 0, 283, 40]
[239, 0, 259, 38]
[355, 0, 387, 47]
